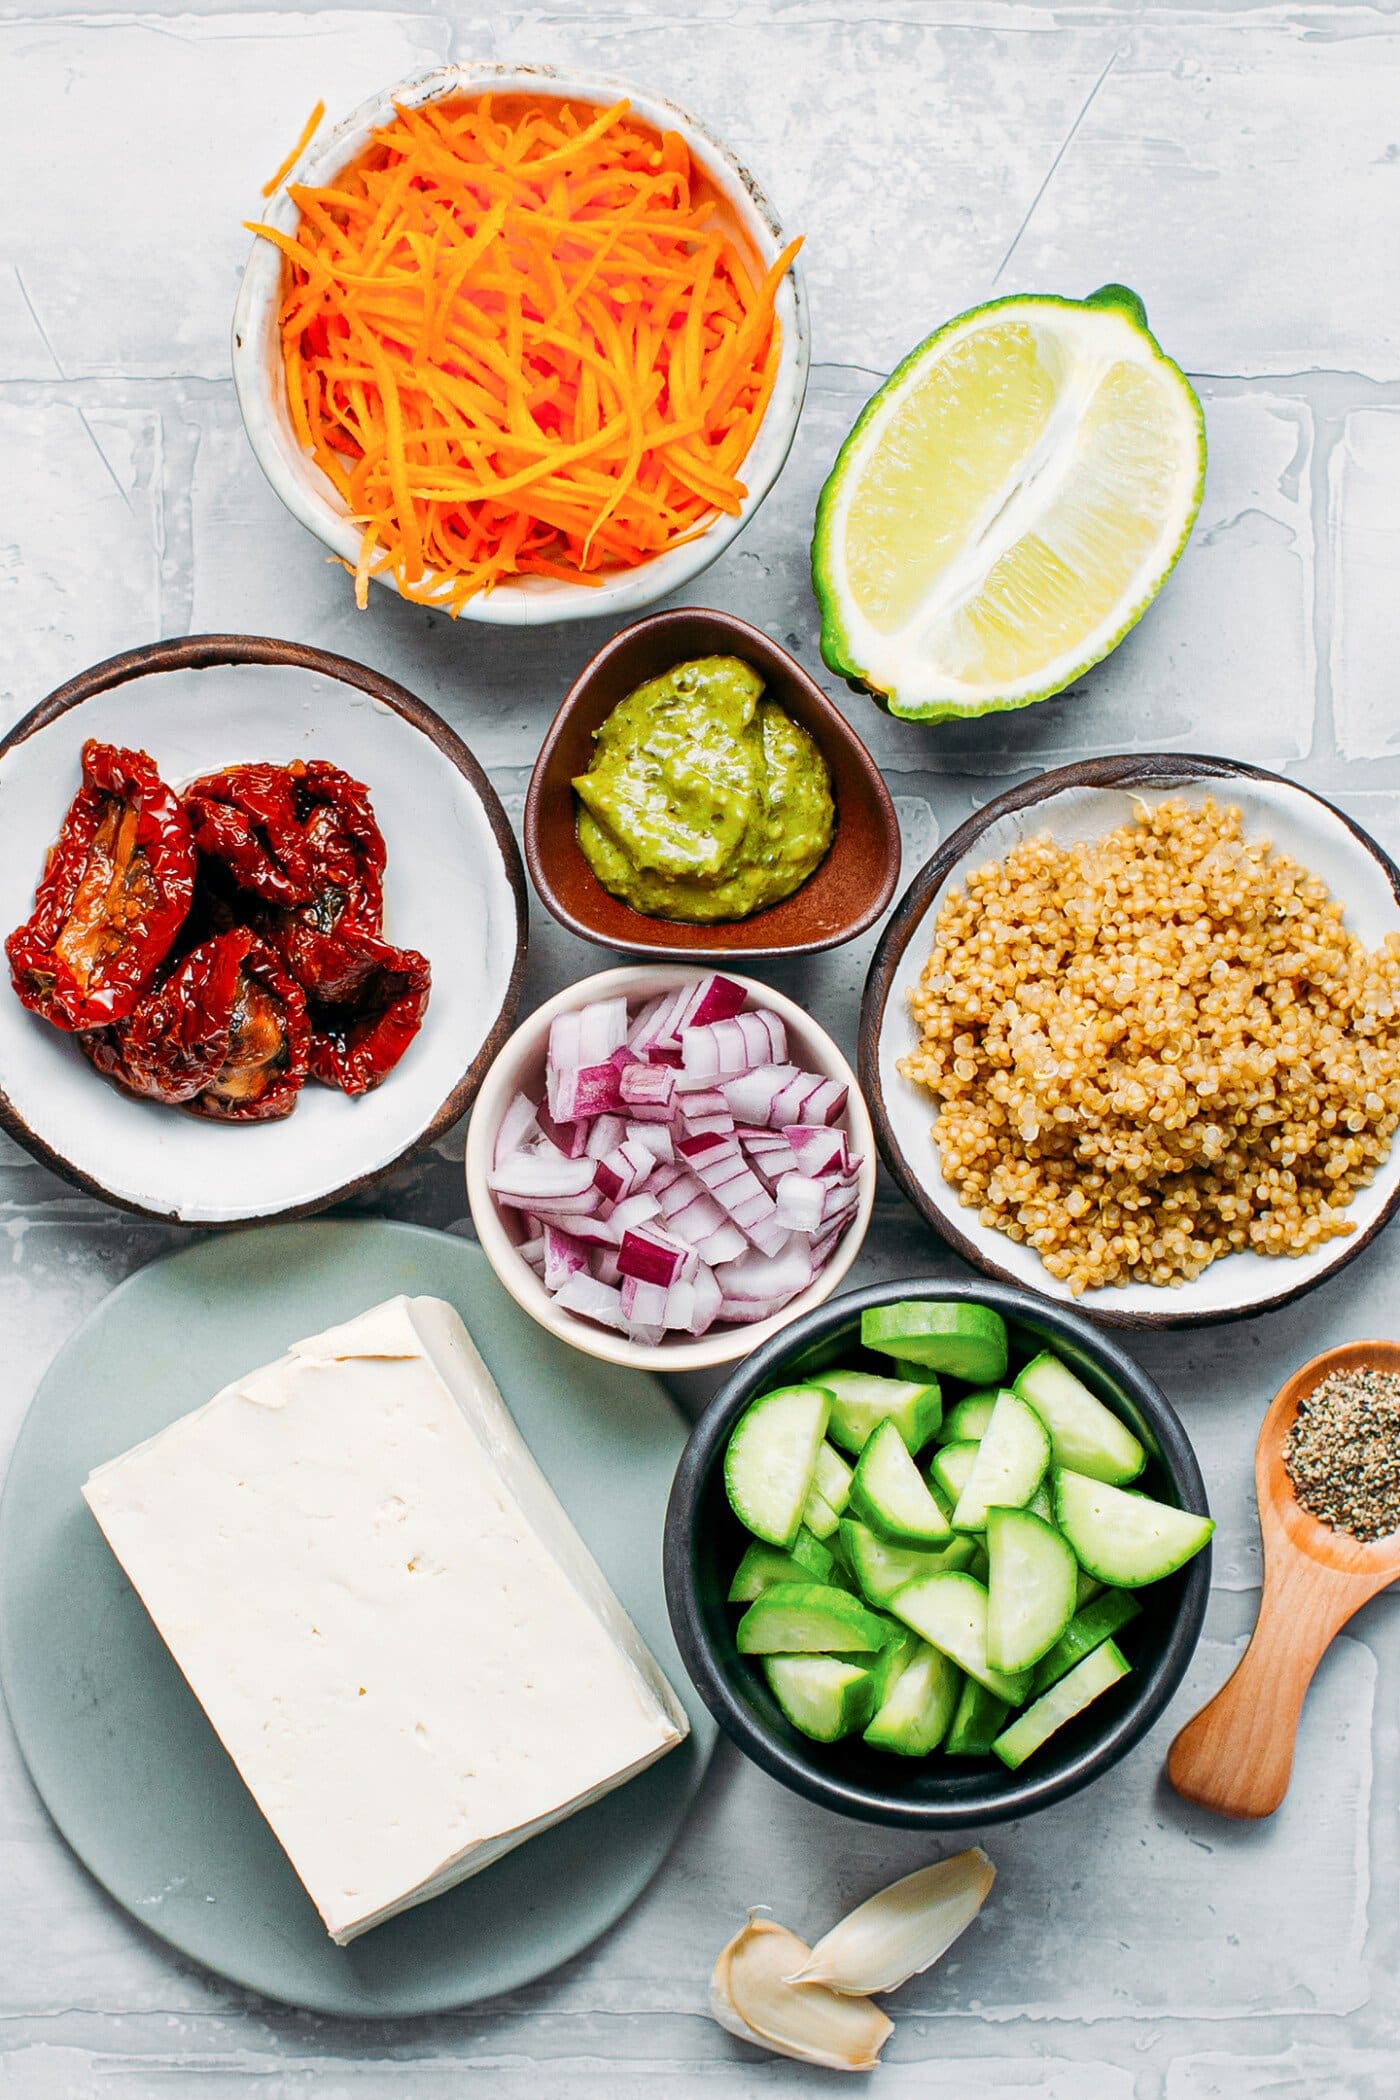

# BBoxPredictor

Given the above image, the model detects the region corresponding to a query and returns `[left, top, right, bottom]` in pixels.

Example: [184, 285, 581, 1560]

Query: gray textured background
[2, 2, 1396, 2093]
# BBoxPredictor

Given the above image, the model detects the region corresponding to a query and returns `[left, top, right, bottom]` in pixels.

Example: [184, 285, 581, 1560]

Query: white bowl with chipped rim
[231, 64, 810, 627]
[860, 753, 1400, 1329]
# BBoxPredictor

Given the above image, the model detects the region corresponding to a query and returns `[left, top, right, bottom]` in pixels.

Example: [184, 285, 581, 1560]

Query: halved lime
[811, 285, 1206, 721]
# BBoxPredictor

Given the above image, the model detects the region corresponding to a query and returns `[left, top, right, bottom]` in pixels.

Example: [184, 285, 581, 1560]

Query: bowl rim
[663, 1273, 1212, 1827]
[859, 750, 1400, 1331]
[0, 632, 529, 1226]
[463, 962, 876, 1371]
[231, 62, 811, 629]
[523, 605, 901, 959]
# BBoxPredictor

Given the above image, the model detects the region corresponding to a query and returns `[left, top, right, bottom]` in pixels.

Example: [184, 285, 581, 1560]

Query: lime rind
[811, 286, 1206, 723]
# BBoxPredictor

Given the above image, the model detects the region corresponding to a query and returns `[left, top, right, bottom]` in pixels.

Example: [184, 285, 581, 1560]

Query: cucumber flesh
[1027, 1480, 1055, 1523]
[765, 1654, 876, 1741]
[840, 1517, 976, 1608]
[938, 1390, 1003, 1445]
[888, 1571, 1032, 1703]
[736, 1581, 894, 1655]
[1054, 1469, 1214, 1588]
[993, 1640, 1132, 1770]
[1031, 1587, 1142, 1696]
[728, 1528, 834, 1602]
[867, 1626, 920, 1707]
[945, 1675, 1011, 1757]
[951, 1392, 1051, 1532]
[864, 1643, 962, 1755]
[985, 1507, 1079, 1673]
[1014, 1353, 1146, 1485]
[928, 1439, 979, 1506]
[861, 1300, 1009, 1385]
[800, 1440, 853, 1538]
[1076, 1569, 1104, 1608]
[801, 1485, 841, 1540]
[820, 1369, 942, 1455]
[850, 1417, 953, 1546]
[725, 1384, 830, 1548]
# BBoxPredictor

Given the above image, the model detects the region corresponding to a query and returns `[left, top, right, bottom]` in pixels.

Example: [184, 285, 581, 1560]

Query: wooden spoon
[1168, 1340, 1400, 1819]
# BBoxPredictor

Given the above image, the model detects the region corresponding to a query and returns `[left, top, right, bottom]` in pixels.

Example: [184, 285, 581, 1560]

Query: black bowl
[663, 1276, 1211, 1827]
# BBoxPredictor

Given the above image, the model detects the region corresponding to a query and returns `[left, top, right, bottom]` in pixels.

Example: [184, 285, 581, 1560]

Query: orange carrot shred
[246, 93, 801, 609]
[261, 100, 325, 199]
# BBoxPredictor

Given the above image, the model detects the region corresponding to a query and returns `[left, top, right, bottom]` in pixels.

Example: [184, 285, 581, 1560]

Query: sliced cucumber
[850, 1418, 953, 1547]
[867, 1625, 920, 1707]
[966, 1541, 990, 1585]
[945, 1675, 1011, 1757]
[736, 1581, 894, 1655]
[1014, 1353, 1145, 1485]
[928, 1439, 979, 1507]
[951, 1392, 1051, 1532]
[725, 1384, 830, 1548]
[985, 1507, 1079, 1673]
[800, 1440, 853, 1538]
[1031, 1587, 1142, 1696]
[1076, 1568, 1104, 1608]
[864, 1642, 962, 1755]
[840, 1518, 976, 1608]
[861, 1300, 1009, 1386]
[728, 1528, 834, 1602]
[992, 1639, 1132, 1770]
[888, 1571, 1032, 1703]
[1054, 1469, 1214, 1588]
[938, 1390, 1003, 1445]
[765, 1654, 876, 1741]
[821, 1369, 942, 1455]
[1027, 1480, 1055, 1523]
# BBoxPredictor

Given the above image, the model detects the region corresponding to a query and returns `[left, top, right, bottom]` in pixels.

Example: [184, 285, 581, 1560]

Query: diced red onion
[626, 1120, 674, 1164]
[774, 1171, 827, 1235]
[618, 1223, 698, 1288]
[489, 1151, 602, 1213]
[715, 1237, 814, 1319]
[537, 1100, 589, 1158]
[542, 1223, 591, 1292]
[584, 1113, 627, 1160]
[609, 1190, 662, 1233]
[550, 1058, 623, 1122]
[494, 1092, 541, 1170]
[772, 1070, 848, 1127]
[619, 1275, 670, 1345]
[518, 1233, 546, 1273]
[719, 1064, 802, 1126]
[529, 1206, 618, 1247]
[737, 1126, 802, 1187]
[680, 1010, 787, 1081]
[677, 1086, 735, 1139]
[669, 974, 748, 1038]
[619, 1060, 676, 1120]
[554, 1272, 628, 1330]
[783, 1125, 850, 1177]
[594, 1249, 623, 1288]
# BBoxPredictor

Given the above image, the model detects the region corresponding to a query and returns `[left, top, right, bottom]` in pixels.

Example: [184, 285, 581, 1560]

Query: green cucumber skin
[929, 1440, 979, 1508]
[841, 1518, 977, 1608]
[938, 1391, 1004, 1446]
[728, 1529, 836, 1603]
[992, 1640, 1132, 1770]
[1054, 1468, 1215, 1588]
[945, 1675, 1012, 1757]
[850, 1419, 953, 1548]
[951, 1393, 1051, 1533]
[764, 1655, 877, 1743]
[985, 1506, 1080, 1675]
[724, 1384, 831, 1549]
[889, 1572, 1032, 1703]
[735, 1581, 895, 1656]
[864, 1644, 963, 1756]
[860, 1301, 1009, 1386]
[1031, 1588, 1142, 1697]
[822, 1370, 943, 1456]
[1013, 1353, 1146, 1486]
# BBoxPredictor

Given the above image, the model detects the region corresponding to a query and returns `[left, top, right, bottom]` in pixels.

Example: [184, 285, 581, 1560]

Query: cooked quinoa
[899, 796, 1400, 1293]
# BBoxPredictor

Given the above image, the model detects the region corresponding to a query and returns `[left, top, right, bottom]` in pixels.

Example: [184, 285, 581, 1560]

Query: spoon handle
[1167, 1552, 1373, 1819]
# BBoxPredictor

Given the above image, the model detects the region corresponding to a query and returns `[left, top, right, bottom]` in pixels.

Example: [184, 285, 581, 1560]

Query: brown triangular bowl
[524, 607, 900, 959]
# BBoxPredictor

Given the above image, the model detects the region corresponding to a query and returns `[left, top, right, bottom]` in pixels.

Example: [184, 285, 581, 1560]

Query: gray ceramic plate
[0, 1219, 714, 2016]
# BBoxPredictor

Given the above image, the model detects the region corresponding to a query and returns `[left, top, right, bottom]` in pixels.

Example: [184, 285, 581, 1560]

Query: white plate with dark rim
[859, 753, 1400, 1329]
[0, 635, 528, 1224]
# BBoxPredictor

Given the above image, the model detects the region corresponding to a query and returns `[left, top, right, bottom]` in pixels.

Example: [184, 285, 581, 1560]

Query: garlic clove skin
[787, 1847, 996, 1997]
[711, 1913, 893, 2072]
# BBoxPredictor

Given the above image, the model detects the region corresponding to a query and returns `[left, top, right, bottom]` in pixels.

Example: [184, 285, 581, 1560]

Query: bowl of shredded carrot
[233, 66, 809, 624]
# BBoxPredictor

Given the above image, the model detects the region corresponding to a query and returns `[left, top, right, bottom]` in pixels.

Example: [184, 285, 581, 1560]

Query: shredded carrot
[247, 94, 801, 610]
[261, 100, 326, 199]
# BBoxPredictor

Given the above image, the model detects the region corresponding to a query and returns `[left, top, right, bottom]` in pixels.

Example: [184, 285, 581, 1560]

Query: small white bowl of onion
[464, 966, 876, 1371]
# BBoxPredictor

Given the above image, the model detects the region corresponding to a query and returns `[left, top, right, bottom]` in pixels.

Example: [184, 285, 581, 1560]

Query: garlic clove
[711, 1912, 893, 2072]
[787, 1847, 996, 1996]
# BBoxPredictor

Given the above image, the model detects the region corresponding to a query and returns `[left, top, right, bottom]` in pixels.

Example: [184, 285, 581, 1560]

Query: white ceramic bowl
[862, 754, 1400, 1328]
[0, 637, 527, 1224]
[232, 64, 810, 629]
[465, 966, 876, 1371]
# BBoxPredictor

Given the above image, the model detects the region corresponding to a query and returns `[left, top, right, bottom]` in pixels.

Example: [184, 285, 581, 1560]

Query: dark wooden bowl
[860, 752, 1400, 1330]
[524, 608, 900, 960]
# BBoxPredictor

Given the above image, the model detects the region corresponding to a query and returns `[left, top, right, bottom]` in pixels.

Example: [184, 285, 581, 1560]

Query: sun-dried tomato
[299, 925, 432, 1096]
[85, 929, 309, 1122]
[183, 760, 385, 922]
[6, 741, 197, 1030]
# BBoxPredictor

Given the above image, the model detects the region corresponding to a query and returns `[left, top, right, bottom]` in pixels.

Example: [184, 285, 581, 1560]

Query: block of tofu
[82, 1294, 688, 1944]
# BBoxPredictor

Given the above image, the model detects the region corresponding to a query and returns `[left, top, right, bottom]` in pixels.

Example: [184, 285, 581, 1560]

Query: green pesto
[572, 656, 835, 924]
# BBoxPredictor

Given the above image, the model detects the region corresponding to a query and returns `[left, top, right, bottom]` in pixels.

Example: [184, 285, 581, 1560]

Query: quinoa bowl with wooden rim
[860, 753, 1400, 1330]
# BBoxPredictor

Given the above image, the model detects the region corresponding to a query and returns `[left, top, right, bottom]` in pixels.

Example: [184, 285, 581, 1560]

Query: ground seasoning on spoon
[1282, 1366, 1400, 1542]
